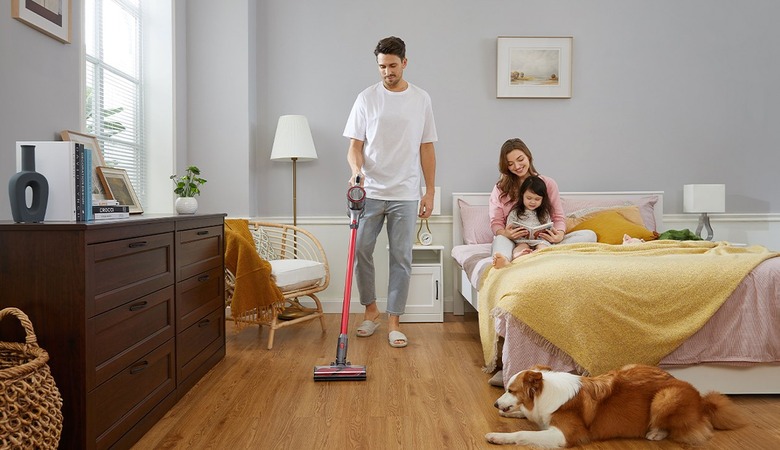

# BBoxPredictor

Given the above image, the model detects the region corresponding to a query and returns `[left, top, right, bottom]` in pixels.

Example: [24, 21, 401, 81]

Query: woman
[490, 138, 596, 265]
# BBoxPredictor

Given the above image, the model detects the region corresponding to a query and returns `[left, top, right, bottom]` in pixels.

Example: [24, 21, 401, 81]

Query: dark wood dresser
[0, 214, 226, 450]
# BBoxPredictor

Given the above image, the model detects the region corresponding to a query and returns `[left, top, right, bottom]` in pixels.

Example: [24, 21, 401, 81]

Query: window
[84, 0, 146, 205]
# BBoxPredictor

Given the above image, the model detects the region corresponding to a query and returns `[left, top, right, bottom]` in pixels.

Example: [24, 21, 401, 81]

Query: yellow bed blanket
[224, 219, 284, 329]
[479, 240, 778, 376]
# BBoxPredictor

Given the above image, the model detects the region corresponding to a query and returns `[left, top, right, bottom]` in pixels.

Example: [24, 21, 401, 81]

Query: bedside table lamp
[270, 115, 318, 226]
[683, 184, 725, 241]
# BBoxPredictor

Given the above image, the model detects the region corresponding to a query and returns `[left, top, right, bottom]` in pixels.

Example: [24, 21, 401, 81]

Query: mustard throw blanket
[224, 219, 284, 328]
[479, 240, 778, 375]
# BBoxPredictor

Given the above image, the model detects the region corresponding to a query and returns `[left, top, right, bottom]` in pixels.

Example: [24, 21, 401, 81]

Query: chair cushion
[269, 259, 326, 291]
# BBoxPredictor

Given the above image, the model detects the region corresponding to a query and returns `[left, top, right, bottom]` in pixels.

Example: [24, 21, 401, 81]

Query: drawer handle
[197, 274, 210, 282]
[130, 361, 149, 374]
[198, 319, 211, 328]
[197, 230, 209, 235]
[128, 241, 148, 248]
[129, 301, 148, 311]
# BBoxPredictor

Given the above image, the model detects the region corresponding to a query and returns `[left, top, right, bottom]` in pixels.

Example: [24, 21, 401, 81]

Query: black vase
[8, 144, 49, 223]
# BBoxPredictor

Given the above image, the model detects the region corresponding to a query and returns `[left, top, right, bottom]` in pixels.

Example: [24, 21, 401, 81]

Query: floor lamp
[270, 115, 318, 226]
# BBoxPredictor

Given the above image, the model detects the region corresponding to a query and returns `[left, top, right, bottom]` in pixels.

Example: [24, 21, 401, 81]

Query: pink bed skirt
[493, 257, 780, 385]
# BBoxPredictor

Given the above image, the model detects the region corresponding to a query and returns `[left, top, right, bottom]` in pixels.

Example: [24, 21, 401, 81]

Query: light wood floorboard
[134, 313, 780, 449]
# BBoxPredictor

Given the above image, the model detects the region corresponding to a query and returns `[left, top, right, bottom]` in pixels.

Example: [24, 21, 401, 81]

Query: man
[343, 36, 437, 348]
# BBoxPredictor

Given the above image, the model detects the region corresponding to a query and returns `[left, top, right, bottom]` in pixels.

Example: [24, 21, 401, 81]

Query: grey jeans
[355, 198, 418, 316]
[491, 229, 597, 263]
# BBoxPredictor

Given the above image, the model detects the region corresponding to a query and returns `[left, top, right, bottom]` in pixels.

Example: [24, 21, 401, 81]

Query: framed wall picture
[61, 130, 108, 201]
[96, 166, 143, 214]
[497, 36, 573, 98]
[12, 0, 72, 44]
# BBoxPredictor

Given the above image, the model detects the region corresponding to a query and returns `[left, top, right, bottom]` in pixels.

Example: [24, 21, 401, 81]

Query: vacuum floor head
[313, 364, 367, 381]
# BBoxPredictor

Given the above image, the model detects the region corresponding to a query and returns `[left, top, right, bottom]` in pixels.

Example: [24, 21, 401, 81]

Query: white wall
[143, 1, 176, 214]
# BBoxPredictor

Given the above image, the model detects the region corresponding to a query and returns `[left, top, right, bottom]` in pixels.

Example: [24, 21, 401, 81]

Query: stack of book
[93, 200, 130, 220]
[15, 141, 92, 221]
[15, 141, 133, 222]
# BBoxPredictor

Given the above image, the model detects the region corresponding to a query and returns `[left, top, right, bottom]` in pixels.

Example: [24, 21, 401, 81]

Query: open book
[511, 220, 554, 239]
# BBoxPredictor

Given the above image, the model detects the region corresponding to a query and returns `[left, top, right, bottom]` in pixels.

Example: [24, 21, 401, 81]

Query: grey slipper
[488, 370, 504, 387]
[388, 330, 408, 348]
[356, 319, 380, 337]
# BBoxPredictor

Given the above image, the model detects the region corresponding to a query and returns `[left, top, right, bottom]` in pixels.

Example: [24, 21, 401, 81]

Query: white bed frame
[451, 191, 780, 394]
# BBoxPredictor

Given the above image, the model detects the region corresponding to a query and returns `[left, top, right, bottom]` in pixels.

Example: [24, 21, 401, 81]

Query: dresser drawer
[177, 265, 224, 330]
[87, 286, 175, 390]
[178, 307, 224, 383]
[88, 232, 175, 316]
[177, 225, 223, 280]
[88, 339, 175, 449]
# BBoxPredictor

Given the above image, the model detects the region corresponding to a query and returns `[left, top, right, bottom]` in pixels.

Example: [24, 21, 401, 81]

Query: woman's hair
[513, 176, 552, 223]
[496, 138, 538, 204]
[374, 36, 406, 59]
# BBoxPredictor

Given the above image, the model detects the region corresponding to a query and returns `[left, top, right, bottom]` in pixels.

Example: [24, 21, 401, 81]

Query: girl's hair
[513, 176, 552, 223]
[496, 138, 539, 204]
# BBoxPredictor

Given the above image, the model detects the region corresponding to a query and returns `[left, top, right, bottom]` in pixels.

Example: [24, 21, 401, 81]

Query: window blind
[85, 0, 146, 205]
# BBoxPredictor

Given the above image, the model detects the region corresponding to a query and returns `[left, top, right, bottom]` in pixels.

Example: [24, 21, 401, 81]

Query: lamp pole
[291, 157, 298, 227]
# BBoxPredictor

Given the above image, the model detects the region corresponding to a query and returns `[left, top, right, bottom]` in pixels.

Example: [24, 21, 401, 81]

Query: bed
[452, 191, 780, 394]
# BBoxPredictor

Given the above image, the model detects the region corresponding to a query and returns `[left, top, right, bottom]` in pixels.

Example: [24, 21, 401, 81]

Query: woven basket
[0, 307, 63, 450]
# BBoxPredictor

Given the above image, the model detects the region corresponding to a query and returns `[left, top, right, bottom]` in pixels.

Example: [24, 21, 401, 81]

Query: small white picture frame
[497, 36, 573, 98]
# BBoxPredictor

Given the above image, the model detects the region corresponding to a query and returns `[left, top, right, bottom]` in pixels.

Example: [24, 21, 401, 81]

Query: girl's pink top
[488, 174, 566, 235]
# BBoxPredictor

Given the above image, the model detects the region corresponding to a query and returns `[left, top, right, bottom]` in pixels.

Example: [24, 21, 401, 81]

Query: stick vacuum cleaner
[313, 177, 368, 381]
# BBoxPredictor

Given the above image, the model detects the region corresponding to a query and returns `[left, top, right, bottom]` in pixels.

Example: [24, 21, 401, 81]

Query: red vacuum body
[313, 178, 367, 381]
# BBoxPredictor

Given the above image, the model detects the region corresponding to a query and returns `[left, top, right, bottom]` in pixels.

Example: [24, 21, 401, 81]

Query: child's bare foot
[512, 248, 533, 259]
[492, 253, 510, 269]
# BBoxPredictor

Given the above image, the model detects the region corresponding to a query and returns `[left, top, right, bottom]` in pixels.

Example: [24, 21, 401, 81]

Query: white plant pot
[175, 197, 198, 214]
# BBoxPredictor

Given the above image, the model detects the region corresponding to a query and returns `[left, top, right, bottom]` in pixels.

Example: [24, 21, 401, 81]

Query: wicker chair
[225, 221, 329, 349]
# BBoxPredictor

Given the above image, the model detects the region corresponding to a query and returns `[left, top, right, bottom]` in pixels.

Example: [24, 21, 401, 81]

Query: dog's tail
[701, 392, 749, 430]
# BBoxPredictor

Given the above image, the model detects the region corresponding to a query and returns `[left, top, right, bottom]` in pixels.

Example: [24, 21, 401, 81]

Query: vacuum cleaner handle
[347, 175, 366, 223]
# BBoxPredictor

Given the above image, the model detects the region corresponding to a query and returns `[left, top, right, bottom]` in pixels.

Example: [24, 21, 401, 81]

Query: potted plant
[170, 165, 207, 214]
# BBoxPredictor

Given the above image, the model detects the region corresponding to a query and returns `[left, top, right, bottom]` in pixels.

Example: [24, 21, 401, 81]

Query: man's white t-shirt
[343, 81, 437, 201]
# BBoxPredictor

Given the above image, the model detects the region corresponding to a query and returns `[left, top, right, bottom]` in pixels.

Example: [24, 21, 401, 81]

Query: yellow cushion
[569, 210, 657, 244]
[565, 205, 645, 231]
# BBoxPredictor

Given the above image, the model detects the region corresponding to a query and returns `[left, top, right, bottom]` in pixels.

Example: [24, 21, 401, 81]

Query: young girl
[493, 176, 553, 268]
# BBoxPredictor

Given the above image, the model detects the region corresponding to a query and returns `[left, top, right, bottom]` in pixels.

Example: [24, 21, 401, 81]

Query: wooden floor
[134, 313, 780, 449]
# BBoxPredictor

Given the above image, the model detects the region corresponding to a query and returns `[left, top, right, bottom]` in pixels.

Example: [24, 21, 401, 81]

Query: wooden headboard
[452, 191, 664, 249]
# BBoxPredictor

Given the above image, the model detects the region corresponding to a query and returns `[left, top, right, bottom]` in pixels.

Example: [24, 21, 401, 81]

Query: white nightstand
[401, 244, 444, 323]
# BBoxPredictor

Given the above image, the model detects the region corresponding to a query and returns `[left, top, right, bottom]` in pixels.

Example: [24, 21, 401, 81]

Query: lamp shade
[683, 184, 725, 213]
[270, 115, 318, 161]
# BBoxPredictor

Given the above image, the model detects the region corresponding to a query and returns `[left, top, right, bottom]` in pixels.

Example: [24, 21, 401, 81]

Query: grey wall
[256, 0, 780, 217]
[2, 1, 778, 221]
[0, 2, 82, 220]
[185, 0, 256, 217]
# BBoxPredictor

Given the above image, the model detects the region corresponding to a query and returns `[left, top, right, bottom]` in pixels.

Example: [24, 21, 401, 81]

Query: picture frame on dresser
[96, 166, 143, 214]
[61, 130, 108, 201]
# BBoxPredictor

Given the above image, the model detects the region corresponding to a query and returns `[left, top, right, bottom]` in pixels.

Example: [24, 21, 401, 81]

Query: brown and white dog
[486, 364, 747, 448]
